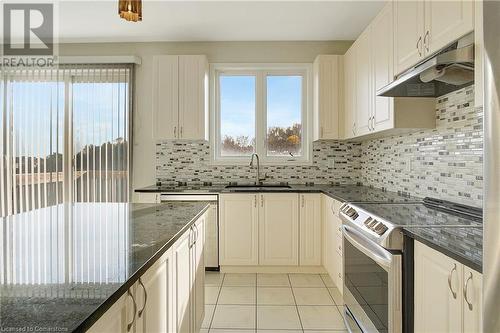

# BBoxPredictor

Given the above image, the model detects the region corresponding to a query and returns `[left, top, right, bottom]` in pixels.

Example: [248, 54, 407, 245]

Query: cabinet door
[371, 2, 394, 132]
[174, 230, 192, 333]
[193, 216, 206, 333]
[313, 55, 342, 140]
[424, 0, 474, 56]
[414, 241, 462, 333]
[463, 267, 482, 333]
[87, 293, 130, 333]
[259, 193, 299, 266]
[299, 194, 321, 266]
[322, 195, 336, 277]
[135, 254, 170, 333]
[178, 55, 208, 140]
[343, 46, 356, 139]
[355, 31, 372, 137]
[152, 55, 179, 140]
[219, 194, 259, 265]
[394, 0, 425, 75]
[204, 204, 218, 268]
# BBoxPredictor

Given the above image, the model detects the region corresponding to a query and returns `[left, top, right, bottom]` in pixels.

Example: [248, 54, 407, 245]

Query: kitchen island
[0, 201, 210, 332]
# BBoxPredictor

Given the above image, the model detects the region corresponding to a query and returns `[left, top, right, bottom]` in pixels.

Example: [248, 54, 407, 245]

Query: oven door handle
[343, 225, 393, 271]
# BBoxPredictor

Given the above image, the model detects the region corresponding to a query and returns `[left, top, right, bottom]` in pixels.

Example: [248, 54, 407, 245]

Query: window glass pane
[266, 75, 303, 157]
[219, 75, 255, 156]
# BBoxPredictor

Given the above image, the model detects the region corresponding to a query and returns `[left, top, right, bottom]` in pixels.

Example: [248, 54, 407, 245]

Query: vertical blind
[0, 64, 132, 217]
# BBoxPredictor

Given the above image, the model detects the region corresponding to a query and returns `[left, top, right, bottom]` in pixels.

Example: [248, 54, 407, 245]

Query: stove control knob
[363, 217, 373, 226]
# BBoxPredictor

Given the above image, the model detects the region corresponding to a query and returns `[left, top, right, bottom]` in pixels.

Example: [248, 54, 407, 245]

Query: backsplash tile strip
[156, 140, 362, 185]
[155, 86, 483, 207]
[360, 86, 483, 207]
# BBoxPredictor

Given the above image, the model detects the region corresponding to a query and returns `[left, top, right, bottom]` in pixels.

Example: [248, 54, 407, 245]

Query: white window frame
[210, 63, 312, 165]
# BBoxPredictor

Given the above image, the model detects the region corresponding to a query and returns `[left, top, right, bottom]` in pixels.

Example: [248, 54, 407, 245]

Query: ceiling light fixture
[118, 0, 142, 22]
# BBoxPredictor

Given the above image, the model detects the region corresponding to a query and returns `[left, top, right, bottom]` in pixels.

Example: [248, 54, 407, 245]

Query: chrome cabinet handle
[464, 272, 473, 310]
[352, 122, 356, 136]
[330, 202, 336, 215]
[417, 36, 422, 57]
[448, 264, 458, 299]
[138, 278, 147, 318]
[424, 30, 430, 53]
[180, 126, 183, 138]
[173, 126, 177, 138]
[194, 224, 199, 244]
[301, 195, 305, 208]
[127, 289, 137, 332]
[254, 195, 257, 208]
[189, 226, 195, 248]
[261, 195, 264, 207]
[371, 116, 375, 131]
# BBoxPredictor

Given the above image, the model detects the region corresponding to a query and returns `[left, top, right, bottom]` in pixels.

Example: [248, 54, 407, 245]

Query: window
[212, 64, 311, 164]
[0, 65, 131, 217]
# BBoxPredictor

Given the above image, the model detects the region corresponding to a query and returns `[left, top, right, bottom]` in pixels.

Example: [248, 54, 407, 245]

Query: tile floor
[202, 272, 347, 333]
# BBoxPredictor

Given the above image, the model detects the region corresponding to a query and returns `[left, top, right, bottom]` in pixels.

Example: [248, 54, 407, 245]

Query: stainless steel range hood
[377, 34, 474, 97]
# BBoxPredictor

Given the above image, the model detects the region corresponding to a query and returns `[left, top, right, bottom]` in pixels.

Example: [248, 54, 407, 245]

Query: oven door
[342, 224, 402, 333]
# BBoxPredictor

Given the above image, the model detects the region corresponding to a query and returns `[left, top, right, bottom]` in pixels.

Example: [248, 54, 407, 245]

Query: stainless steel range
[339, 198, 482, 333]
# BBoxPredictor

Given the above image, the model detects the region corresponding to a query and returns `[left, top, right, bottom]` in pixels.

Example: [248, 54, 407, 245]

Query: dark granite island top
[0, 201, 210, 332]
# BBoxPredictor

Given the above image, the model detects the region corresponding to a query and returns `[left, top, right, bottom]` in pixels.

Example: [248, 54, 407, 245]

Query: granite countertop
[136, 183, 420, 203]
[0, 201, 210, 332]
[403, 227, 483, 272]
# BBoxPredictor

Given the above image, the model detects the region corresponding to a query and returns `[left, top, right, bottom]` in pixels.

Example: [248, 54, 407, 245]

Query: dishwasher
[159, 194, 219, 270]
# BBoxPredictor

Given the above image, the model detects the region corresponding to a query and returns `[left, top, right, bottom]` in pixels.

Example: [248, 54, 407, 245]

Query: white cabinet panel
[321, 194, 343, 291]
[153, 55, 179, 141]
[355, 31, 372, 137]
[371, 2, 394, 132]
[193, 216, 205, 332]
[394, 0, 425, 75]
[343, 46, 357, 139]
[204, 204, 218, 268]
[178, 55, 208, 140]
[463, 267, 482, 333]
[259, 193, 299, 266]
[414, 241, 463, 333]
[87, 294, 130, 333]
[220, 194, 259, 266]
[313, 55, 342, 140]
[299, 194, 322, 266]
[424, 0, 474, 56]
[174, 231, 192, 333]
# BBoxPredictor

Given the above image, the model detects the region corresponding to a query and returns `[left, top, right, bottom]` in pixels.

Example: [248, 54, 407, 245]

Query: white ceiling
[55, 1, 385, 43]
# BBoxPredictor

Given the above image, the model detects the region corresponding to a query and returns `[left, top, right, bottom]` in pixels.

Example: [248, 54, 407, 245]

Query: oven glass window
[344, 237, 388, 331]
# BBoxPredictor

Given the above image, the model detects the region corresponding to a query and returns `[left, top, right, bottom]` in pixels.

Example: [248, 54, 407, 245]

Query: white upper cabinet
[394, 0, 474, 76]
[371, 2, 394, 132]
[153, 55, 179, 141]
[343, 46, 357, 139]
[355, 31, 372, 137]
[313, 55, 343, 140]
[424, 0, 474, 56]
[152, 55, 208, 141]
[393, 1, 425, 75]
[259, 194, 299, 266]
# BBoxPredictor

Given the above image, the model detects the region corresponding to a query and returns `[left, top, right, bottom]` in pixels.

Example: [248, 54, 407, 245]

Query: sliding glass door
[0, 64, 132, 217]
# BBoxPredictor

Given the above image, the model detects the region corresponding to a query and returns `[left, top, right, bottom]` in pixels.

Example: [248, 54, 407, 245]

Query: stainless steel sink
[225, 184, 291, 191]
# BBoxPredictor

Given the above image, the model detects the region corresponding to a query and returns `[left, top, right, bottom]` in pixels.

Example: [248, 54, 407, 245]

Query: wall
[156, 140, 361, 185]
[360, 86, 483, 207]
[59, 41, 353, 195]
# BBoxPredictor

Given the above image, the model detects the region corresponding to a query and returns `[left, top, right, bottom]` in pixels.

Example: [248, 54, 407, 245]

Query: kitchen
[0, 1, 498, 333]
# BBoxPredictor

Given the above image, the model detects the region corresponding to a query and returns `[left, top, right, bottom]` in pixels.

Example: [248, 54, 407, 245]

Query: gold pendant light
[119, 0, 142, 22]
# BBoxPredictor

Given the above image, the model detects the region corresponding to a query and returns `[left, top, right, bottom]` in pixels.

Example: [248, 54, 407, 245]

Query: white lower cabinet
[321, 194, 344, 292]
[88, 212, 206, 333]
[299, 194, 322, 266]
[414, 241, 482, 333]
[220, 193, 323, 267]
[219, 194, 259, 265]
[259, 193, 299, 266]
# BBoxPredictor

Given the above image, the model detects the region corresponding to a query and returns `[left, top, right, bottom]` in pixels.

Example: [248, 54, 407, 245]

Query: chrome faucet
[250, 153, 265, 185]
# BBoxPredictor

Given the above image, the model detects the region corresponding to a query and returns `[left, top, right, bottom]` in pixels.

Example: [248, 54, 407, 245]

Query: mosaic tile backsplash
[156, 140, 362, 185]
[156, 86, 483, 207]
[360, 86, 483, 207]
